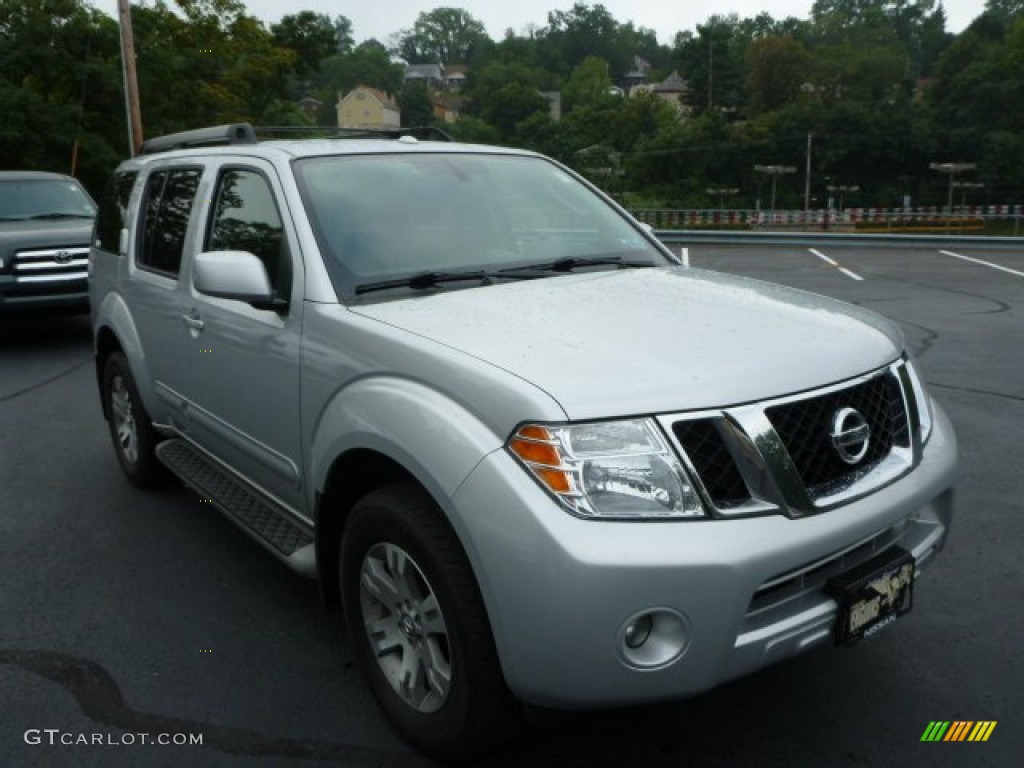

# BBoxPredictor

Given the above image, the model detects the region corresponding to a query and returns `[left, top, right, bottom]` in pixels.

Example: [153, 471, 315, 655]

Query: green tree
[272, 12, 351, 75]
[674, 14, 757, 113]
[985, 0, 1024, 20]
[929, 12, 1024, 149]
[607, 92, 678, 151]
[512, 112, 578, 161]
[480, 83, 548, 140]
[464, 60, 552, 114]
[0, 0, 124, 193]
[398, 81, 435, 126]
[129, 1, 302, 132]
[445, 115, 500, 144]
[397, 7, 491, 64]
[539, 2, 642, 78]
[747, 36, 812, 114]
[562, 56, 615, 112]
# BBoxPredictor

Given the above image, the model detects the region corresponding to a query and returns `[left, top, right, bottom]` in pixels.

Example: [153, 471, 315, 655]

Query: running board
[156, 439, 316, 578]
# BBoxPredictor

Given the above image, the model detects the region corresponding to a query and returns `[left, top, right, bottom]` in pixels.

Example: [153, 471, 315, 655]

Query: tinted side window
[206, 169, 290, 296]
[138, 168, 201, 276]
[95, 171, 138, 252]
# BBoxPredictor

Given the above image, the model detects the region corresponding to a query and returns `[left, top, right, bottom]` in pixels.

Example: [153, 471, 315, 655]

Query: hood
[351, 267, 904, 419]
[0, 217, 93, 238]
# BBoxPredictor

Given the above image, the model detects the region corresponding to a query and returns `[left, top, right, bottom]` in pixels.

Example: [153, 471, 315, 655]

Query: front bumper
[0, 274, 89, 313]
[449, 403, 956, 708]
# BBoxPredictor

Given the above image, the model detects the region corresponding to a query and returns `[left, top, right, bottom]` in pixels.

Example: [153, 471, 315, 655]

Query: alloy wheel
[359, 542, 452, 714]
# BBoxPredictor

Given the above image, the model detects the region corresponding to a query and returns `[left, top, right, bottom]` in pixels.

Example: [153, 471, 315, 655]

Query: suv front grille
[663, 364, 915, 517]
[672, 419, 751, 509]
[766, 373, 909, 498]
[13, 246, 90, 288]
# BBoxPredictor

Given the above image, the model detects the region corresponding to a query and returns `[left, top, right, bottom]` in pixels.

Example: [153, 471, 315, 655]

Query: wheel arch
[92, 291, 156, 420]
[308, 376, 518, 604]
[94, 325, 123, 420]
[315, 448, 421, 609]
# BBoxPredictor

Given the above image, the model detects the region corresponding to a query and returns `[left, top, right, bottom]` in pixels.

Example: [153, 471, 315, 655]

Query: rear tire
[340, 483, 520, 762]
[102, 351, 165, 487]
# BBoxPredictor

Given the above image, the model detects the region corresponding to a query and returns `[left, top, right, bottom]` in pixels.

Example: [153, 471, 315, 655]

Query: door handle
[181, 312, 205, 332]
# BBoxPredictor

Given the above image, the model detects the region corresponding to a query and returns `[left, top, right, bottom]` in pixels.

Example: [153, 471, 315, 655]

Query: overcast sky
[99, 1, 981, 46]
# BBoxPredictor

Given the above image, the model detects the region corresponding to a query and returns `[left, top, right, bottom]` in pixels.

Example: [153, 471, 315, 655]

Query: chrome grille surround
[658, 359, 920, 518]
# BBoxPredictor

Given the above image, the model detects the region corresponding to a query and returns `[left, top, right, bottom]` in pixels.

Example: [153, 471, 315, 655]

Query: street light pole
[952, 181, 984, 208]
[754, 165, 796, 225]
[929, 162, 976, 214]
[827, 184, 859, 211]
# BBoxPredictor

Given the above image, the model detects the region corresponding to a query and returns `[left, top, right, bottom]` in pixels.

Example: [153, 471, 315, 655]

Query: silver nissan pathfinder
[89, 124, 956, 761]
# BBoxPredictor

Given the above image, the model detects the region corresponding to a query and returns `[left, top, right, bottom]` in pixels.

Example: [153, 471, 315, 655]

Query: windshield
[0, 178, 97, 220]
[293, 152, 668, 299]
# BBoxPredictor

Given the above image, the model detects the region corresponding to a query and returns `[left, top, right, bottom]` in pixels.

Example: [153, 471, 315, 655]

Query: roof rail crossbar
[251, 125, 454, 142]
[140, 123, 258, 155]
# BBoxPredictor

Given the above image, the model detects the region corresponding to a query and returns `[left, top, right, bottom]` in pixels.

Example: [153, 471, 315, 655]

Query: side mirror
[194, 250, 284, 310]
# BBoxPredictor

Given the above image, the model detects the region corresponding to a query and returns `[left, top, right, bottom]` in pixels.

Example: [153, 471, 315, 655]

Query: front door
[168, 161, 306, 512]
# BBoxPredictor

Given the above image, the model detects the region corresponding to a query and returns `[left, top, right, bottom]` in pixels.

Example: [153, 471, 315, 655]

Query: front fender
[310, 376, 506, 515]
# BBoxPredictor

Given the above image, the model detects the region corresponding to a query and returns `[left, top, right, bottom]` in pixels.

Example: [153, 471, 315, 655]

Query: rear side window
[95, 171, 138, 252]
[138, 168, 202, 276]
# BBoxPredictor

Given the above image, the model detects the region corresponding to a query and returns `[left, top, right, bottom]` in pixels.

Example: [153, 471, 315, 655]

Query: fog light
[624, 614, 653, 649]
[618, 609, 690, 669]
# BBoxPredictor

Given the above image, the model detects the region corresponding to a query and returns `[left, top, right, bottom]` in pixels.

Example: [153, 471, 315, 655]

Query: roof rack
[252, 125, 454, 142]
[140, 123, 258, 155]
[139, 123, 454, 155]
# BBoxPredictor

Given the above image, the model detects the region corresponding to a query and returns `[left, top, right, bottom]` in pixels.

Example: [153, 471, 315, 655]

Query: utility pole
[804, 132, 813, 215]
[707, 35, 713, 110]
[117, 0, 144, 156]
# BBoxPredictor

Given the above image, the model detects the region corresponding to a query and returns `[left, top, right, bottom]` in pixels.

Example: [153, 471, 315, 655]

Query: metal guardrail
[632, 207, 1024, 234]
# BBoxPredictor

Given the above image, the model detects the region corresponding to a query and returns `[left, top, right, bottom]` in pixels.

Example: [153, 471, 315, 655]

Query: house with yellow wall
[336, 86, 401, 130]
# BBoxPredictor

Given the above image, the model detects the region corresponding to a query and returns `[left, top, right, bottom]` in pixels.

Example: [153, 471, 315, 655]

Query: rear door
[125, 164, 203, 425]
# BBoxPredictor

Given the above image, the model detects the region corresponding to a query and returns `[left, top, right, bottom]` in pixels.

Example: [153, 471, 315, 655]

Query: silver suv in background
[0, 171, 96, 312]
[89, 124, 957, 761]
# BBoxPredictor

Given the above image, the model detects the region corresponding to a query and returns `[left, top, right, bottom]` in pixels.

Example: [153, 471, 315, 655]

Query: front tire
[340, 483, 519, 761]
[102, 351, 165, 487]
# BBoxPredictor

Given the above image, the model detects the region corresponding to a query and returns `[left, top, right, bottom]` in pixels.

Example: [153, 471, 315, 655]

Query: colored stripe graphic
[968, 722, 997, 742]
[921, 721, 949, 741]
[922, 720, 997, 742]
[945, 721, 972, 741]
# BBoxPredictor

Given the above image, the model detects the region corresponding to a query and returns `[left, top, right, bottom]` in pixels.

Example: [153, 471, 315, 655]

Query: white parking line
[939, 250, 1024, 278]
[809, 248, 863, 280]
[809, 248, 838, 266]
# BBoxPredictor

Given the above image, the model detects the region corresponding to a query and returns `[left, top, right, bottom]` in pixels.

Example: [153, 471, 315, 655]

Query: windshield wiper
[355, 270, 497, 295]
[499, 256, 656, 275]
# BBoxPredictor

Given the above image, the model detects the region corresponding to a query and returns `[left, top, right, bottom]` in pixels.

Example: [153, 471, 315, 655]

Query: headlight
[904, 358, 934, 444]
[507, 419, 705, 519]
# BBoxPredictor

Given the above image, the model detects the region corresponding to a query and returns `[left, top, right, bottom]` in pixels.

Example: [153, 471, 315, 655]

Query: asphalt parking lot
[1, 241, 1021, 767]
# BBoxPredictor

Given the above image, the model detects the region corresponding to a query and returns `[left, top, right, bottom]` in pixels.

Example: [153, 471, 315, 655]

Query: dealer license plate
[826, 547, 915, 646]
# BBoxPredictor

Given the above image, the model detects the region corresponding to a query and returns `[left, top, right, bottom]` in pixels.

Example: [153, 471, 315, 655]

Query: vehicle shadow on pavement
[0, 648, 434, 767]
[0, 313, 92, 350]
